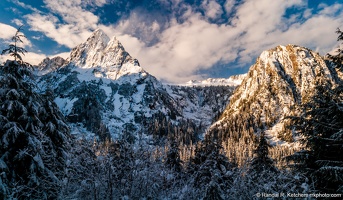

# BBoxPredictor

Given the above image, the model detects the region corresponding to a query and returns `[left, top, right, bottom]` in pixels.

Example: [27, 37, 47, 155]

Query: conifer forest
[0, 26, 343, 200]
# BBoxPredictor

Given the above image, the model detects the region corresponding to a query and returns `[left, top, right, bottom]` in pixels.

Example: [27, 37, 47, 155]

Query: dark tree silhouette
[327, 28, 343, 69]
[165, 139, 182, 172]
[0, 27, 71, 199]
[287, 84, 343, 193]
[248, 132, 278, 176]
[1, 25, 28, 63]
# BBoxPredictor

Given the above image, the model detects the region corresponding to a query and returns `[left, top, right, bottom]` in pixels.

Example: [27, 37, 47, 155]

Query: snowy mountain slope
[37, 29, 236, 142]
[210, 44, 341, 145]
[166, 85, 235, 130]
[164, 75, 241, 129]
[37, 29, 181, 140]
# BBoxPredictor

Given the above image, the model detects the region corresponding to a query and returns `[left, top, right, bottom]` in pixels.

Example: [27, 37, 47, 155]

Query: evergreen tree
[165, 139, 182, 172]
[203, 177, 224, 200]
[248, 132, 278, 175]
[287, 84, 343, 193]
[1, 25, 27, 63]
[327, 28, 343, 69]
[60, 138, 99, 199]
[0, 30, 71, 198]
[188, 137, 234, 198]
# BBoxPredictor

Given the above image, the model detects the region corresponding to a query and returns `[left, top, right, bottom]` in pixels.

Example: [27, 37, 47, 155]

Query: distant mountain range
[176, 74, 246, 87]
[36, 29, 236, 142]
[36, 29, 342, 149]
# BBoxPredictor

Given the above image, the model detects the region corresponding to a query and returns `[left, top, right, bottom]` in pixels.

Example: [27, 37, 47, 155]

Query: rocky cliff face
[37, 56, 66, 74]
[68, 29, 142, 80]
[37, 29, 179, 141]
[211, 44, 341, 145]
[37, 29, 235, 143]
[167, 84, 235, 129]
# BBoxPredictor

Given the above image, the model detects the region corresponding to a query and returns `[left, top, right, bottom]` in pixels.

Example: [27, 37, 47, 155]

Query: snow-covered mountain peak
[106, 36, 124, 50]
[210, 44, 340, 145]
[36, 56, 66, 75]
[86, 28, 110, 47]
[36, 28, 236, 141]
[38, 29, 186, 139]
[66, 29, 143, 80]
[237, 44, 333, 107]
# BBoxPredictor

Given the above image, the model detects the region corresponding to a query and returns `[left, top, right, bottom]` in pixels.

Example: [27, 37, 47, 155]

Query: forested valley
[0, 27, 342, 199]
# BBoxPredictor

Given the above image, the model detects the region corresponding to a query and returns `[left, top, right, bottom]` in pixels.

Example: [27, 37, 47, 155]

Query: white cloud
[113, 11, 164, 45]
[12, 0, 41, 13]
[202, 0, 223, 20]
[0, 23, 32, 47]
[22, 0, 343, 82]
[129, 0, 343, 82]
[81, 0, 108, 7]
[114, 15, 240, 82]
[224, 0, 236, 14]
[0, 51, 70, 66]
[23, 52, 48, 64]
[0, 51, 43, 65]
[53, 51, 70, 59]
[0, 21, 69, 65]
[11, 19, 24, 26]
[26, 13, 93, 48]
[25, 0, 103, 48]
[0, 23, 17, 40]
[32, 36, 42, 40]
[233, 1, 343, 64]
[151, 21, 161, 32]
[43, 0, 98, 29]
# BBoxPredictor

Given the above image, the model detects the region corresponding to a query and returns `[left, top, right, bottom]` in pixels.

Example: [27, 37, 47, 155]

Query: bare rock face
[210, 44, 340, 144]
[37, 56, 66, 74]
[36, 29, 234, 142]
[36, 29, 180, 140]
[68, 29, 142, 80]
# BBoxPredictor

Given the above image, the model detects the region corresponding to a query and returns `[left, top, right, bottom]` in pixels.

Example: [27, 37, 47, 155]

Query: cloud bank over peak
[113, 0, 343, 82]
[25, 0, 101, 48]
[2, 0, 343, 82]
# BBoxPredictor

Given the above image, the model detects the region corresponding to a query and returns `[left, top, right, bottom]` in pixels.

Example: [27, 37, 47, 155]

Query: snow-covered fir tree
[3, 25, 343, 199]
[0, 27, 71, 199]
[248, 132, 278, 176]
[327, 28, 343, 69]
[287, 83, 343, 193]
[0, 60, 71, 199]
[187, 137, 234, 199]
[165, 139, 183, 172]
[1, 26, 27, 63]
[286, 28, 343, 192]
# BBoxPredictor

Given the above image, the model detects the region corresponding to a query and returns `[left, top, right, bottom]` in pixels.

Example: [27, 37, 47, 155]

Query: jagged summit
[37, 29, 182, 139]
[211, 44, 340, 145]
[231, 44, 335, 109]
[67, 29, 142, 80]
[37, 56, 66, 75]
[68, 29, 110, 66]
[88, 29, 110, 44]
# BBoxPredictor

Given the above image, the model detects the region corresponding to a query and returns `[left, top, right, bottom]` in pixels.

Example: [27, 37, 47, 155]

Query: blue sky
[0, 0, 343, 83]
